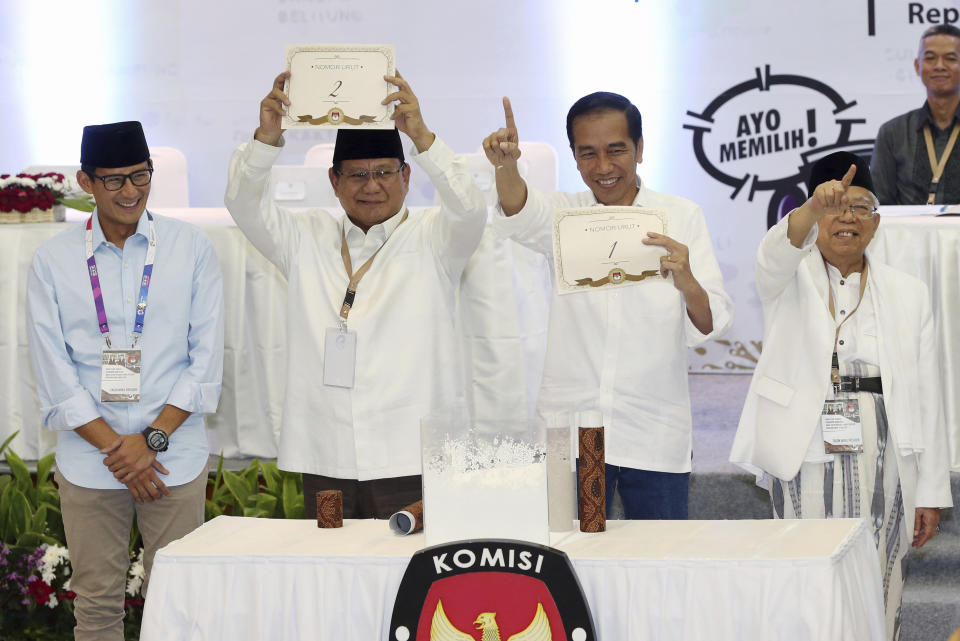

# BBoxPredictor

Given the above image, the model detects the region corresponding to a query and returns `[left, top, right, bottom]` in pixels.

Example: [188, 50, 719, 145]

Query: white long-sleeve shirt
[225, 136, 486, 480]
[493, 180, 733, 473]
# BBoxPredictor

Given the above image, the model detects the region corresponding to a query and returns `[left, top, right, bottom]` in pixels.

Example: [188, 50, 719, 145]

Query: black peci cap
[807, 151, 874, 198]
[332, 128, 404, 164]
[80, 121, 150, 169]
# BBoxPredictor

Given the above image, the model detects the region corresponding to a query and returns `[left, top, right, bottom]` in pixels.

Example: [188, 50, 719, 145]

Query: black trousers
[302, 473, 422, 519]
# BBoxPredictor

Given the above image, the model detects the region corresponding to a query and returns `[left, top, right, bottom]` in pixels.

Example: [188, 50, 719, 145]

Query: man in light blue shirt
[26, 121, 224, 641]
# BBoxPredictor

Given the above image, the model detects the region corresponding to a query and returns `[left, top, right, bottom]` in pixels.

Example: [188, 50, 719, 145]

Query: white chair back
[147, 146, 190, 208]
[304, 143, 336, 168]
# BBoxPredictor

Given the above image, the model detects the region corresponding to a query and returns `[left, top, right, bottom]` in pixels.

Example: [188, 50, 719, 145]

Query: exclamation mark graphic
[807, 109, 817, 147]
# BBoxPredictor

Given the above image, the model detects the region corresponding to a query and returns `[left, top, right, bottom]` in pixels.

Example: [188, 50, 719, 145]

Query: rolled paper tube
[388, 500, 424, 535]
[316, 490, 343, 528]
[547, 427, 575, 532]
[578, 421, 605, 533]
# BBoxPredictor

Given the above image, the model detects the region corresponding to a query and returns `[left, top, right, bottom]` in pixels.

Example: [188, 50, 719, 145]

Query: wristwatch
[142, 426, 169, 453]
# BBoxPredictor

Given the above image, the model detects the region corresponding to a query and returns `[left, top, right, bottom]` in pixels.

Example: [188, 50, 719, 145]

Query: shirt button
[839, 279, 845, 285]
[127, 298, 133, 302]
[840, 310, 846, 315]
[838, 339, 845, 346]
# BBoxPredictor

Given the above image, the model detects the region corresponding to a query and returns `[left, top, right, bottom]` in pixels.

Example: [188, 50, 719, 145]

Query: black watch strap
[142, 426, 169, 453]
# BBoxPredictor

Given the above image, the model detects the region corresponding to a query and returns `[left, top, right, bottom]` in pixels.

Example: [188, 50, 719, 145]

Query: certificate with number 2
[283, 44, 395, 129]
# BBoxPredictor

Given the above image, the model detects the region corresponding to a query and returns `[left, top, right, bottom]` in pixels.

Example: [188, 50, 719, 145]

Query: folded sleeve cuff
[42, 391, 101, 431]
[166, 380, 222, 415]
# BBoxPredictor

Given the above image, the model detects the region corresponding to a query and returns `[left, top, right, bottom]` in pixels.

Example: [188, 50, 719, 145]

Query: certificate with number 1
[283, 44, 395, 129]
[552, 207, 668, 295]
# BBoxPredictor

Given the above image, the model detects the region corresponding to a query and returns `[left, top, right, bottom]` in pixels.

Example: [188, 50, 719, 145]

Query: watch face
[147, 430, 167, 451]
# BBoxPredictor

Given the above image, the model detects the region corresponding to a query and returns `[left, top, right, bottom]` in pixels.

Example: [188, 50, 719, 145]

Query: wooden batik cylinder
[578, 411, 606, 533]
[316, 490, 343, 528]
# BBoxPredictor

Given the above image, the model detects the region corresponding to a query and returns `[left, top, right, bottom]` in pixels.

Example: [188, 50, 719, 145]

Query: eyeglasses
[336, 163, 406, 185]
[91, 169, 153, 191]
[826, 203, 878, 219]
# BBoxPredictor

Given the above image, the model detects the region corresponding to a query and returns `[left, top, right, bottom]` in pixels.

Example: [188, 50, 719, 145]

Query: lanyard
[824, 259, 868, 388]
[923, 121, 960, 204]
[85, 213, 157, 348]
[337, 211, 408, 325]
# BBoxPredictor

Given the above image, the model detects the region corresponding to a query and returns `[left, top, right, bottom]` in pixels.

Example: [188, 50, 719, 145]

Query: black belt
[837, 376, 883, 394]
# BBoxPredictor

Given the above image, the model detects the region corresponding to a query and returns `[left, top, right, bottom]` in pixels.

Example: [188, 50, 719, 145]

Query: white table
[140, 516, 884, 641]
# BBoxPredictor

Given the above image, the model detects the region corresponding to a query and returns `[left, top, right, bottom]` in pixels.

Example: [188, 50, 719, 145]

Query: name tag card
[323, 328, 357, 388]
[820, 398, 864, 453]
[552, 207, 668, 295]
[282, 44, 395, 130]
[100, 349, 142, 403]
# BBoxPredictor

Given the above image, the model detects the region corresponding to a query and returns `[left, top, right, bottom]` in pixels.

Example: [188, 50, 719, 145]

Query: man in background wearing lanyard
[225, 72, 486, 519]
[26, 121, 224, 641]
[871, 24, 960, 205]
[482, 93, 733, 519]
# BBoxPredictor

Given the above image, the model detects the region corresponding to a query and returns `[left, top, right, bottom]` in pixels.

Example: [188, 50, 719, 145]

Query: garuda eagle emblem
[429, 600, 552, 641]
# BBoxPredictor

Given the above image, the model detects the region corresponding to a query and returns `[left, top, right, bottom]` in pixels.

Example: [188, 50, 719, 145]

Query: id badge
[323, 327, 356, 388]
[100, 349, 142, 403]
[820, 397, 864, 454]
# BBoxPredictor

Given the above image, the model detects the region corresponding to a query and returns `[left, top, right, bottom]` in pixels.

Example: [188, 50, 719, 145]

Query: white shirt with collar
[225, 136, 486, 480]
[492, 178, 734, 473]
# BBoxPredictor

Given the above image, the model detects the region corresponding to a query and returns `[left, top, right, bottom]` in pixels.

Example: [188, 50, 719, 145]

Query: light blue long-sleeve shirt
[26, 211, 224, 489]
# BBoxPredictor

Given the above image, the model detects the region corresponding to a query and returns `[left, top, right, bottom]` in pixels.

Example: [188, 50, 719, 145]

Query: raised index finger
[503, 97, 517, 132]
[840, 163, 857, 188]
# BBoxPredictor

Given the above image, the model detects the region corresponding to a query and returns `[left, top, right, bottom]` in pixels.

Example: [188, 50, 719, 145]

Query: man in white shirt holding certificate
[225, 71, 486, 519]
[483, 92, 733, 519]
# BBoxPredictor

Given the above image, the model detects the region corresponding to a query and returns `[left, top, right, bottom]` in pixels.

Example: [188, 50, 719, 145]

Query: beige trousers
[55, 468, 206, 641]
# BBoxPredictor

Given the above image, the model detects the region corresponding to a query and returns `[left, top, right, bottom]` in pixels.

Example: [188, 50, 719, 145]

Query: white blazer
[730, 215, 953, 520]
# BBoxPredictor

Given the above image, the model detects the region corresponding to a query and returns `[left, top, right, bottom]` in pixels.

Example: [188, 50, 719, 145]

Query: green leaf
[204, 499, 223, 521]
[43, 505, 65, 544]
[261, 462, 281, 495]
[242, 506, 271, 518]
[253, 493, 277, 515]
[5, 448, 32, 495]
[221, 469, 254, 505]
[0, 484, 12, 541]
[242, 459, 261, 490]
[36, 454, 56, 488]
[282, 474, 305, 519]
[7, 488, 32, 542]
[30, 504, 48, 533]
[0, 429, 19, 456]
[58, 197, 95, 212]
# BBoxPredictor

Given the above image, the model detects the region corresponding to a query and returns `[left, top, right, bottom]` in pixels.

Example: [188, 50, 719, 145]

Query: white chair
[304, 143, 335, 168]
[434, 142, 559, 207]
[515, 141, 559, 193]
[147, 146, 190, 208]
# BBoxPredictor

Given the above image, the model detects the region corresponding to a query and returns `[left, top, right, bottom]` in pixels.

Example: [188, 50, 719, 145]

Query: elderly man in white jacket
[731, 151, 953, 640]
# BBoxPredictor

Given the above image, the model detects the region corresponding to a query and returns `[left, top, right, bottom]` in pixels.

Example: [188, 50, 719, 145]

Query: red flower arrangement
[0, 173, 94, 218]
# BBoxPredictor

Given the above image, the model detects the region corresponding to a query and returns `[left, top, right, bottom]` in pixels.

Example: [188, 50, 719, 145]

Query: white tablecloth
[140, 516, 884, 641]
[872, 215, 960, 472]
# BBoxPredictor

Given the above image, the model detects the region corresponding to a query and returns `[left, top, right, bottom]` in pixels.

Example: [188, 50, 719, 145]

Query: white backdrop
[0, 0, 952, 372]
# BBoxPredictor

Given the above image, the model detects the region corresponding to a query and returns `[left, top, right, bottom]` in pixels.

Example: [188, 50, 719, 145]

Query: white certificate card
[552, 207, 668, 295]
[283, 44, 395, 129]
